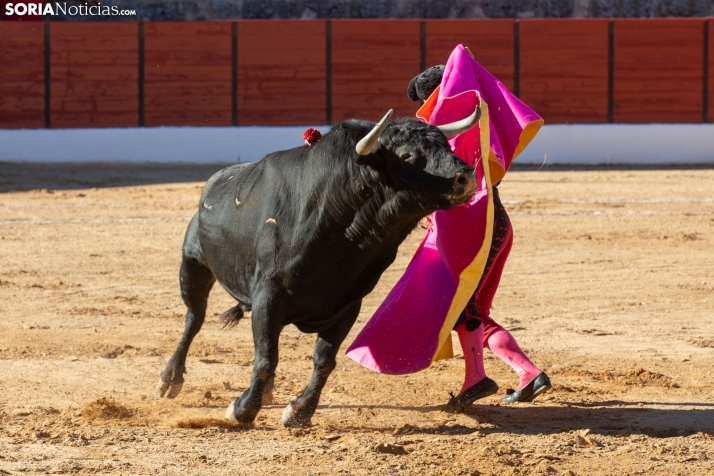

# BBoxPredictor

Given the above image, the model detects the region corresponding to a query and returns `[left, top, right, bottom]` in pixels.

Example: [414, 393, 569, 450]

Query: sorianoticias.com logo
[4, 2, 137, 17]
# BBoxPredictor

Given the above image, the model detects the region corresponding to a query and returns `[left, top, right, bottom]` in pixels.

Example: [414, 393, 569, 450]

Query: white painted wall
[0, 126, 322, 163]
[1, 124, 713, 164]
[516, 124, 714, 165]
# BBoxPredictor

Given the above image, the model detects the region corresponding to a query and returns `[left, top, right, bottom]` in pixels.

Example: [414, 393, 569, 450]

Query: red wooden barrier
[426, 20, 515, 92]
[0, 23, 44, 128]
[238, 20, 326, 126]
[614, 19, 704, 123]
[144, 22, 232, 127]
[520, 19, 609, 124]
[1, 20, 712, 129]
[51, 22, 138, 128]
[331, 20, 420, 122]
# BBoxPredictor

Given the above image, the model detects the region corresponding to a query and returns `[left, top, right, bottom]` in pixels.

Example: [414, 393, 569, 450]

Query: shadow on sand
[0, 162, 233, 193]
[315, 401, 714, 438]
[3, 162, 714, 193]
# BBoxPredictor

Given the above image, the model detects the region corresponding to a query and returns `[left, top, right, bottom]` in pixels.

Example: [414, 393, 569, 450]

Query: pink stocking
[486, 327, 541, 390]
[456, 322, 487, 393]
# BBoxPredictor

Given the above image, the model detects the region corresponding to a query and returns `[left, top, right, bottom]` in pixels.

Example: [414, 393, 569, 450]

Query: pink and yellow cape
[345, 45, 543, 375]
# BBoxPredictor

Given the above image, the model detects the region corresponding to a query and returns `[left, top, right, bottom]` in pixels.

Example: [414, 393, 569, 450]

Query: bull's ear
[354, 150, 383, 168]
[353, 152, 388, 183]
[355, 153, 388, 183]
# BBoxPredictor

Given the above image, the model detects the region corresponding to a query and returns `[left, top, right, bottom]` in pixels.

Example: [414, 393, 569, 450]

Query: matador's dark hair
[406, 64, 445, 101]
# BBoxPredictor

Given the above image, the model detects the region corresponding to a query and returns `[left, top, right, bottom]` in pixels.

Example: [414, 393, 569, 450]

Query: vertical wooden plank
[426, 20, 515, 92]
[420, 21, 426, 73]
[519, 19, 609, 124]
[144, 22, 232, 127]
[326, 21, 332, 125]
[332, 20, 420, 122]
[614, 19, 704, 123]
[707, 20, 712, 123]
[514, 21, 520, 98]
[138, 22, 144, 127]
[51, 22, 138, 129]
[44, 22, 50, 128]
[238, 20, 326, 126]
[232, 22, 238, 127]
[0, 23, 45, 129]
[608, 21, 614, 124]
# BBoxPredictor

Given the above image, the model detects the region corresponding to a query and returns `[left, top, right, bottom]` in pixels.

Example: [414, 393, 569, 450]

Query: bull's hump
[200, 162, 262, 212]
[233, 161, 268, 210]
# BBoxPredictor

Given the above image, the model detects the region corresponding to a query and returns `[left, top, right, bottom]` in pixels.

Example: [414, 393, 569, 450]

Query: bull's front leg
[282, 302, 361, 428]
[225, 285, 284, 425]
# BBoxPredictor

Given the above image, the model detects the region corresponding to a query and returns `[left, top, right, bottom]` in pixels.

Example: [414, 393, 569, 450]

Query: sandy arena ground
[0, 162, 712, 475]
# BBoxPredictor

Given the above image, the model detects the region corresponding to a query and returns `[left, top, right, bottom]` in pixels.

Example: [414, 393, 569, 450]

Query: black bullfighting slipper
[442, 377, 499, 413]
[501, 372, 552, 404]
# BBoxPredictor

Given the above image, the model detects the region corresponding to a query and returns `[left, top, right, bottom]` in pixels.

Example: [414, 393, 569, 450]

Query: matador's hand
[419, 214, 433, 230]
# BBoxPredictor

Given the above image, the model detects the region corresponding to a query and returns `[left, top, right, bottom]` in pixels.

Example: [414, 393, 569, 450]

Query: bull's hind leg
[225, 283, 285, 425]
[219, 302, 275, 404]
[282, 302, 361, 428]
[157, 256, 215, 398]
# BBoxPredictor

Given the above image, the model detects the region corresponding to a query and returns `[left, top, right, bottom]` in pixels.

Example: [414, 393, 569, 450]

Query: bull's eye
[401, 152, 427, 170]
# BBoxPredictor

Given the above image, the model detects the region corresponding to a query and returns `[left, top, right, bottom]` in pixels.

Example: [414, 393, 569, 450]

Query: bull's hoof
[156, 378, 183, 399]
[225, 399, 239, 422]
[225, 398, 256, 425]
[282, 401, 312, 428]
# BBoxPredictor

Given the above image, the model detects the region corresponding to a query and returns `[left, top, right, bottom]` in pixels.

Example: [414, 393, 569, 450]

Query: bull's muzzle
[451, 167, 477, 204]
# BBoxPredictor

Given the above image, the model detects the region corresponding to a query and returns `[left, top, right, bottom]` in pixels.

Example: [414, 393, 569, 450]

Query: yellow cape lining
[432, 101, 494, 362]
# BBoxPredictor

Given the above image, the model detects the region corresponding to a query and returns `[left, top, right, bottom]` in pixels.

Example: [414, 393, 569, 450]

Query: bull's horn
[355, 109, 393, 156]
[437, 105, 481, 139]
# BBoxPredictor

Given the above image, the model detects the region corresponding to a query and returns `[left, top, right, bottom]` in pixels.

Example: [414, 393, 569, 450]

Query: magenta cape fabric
[345, 45, 542, 375]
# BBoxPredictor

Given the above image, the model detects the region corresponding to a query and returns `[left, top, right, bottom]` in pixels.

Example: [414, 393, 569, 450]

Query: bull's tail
[219, 303, 250, 329]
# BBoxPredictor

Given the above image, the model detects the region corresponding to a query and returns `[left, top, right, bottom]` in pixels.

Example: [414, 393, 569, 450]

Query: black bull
[158, 109, 480, 427]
